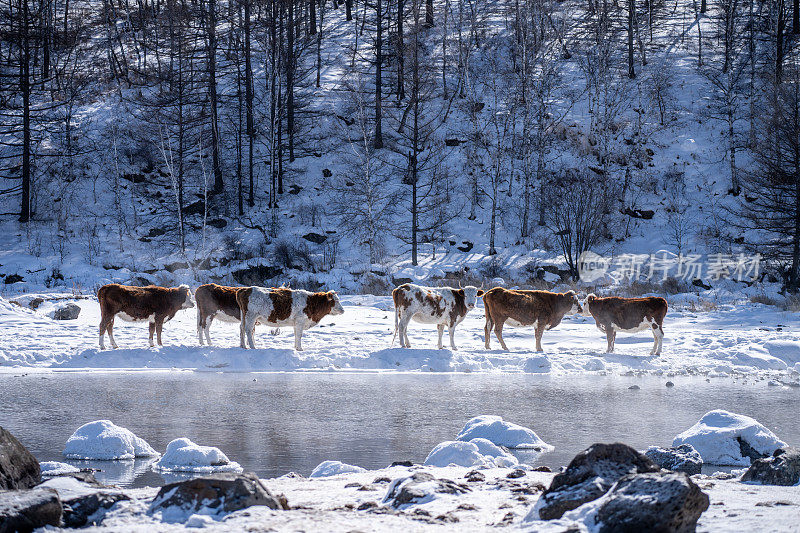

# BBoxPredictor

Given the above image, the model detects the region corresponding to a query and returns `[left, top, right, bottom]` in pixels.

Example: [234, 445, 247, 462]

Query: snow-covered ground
[1, 292, 799, 378]
[51, 464, 800, 532]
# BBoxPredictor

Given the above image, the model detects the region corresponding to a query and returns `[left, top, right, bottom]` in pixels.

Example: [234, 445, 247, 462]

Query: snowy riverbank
[1, 292, 799, 378]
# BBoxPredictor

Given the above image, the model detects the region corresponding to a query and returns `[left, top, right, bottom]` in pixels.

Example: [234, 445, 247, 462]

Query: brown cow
[98, 284, 195, 349]
[583, 294, 667, 355]
[482, 288, 582, 352]
[195, 283, 244, 346]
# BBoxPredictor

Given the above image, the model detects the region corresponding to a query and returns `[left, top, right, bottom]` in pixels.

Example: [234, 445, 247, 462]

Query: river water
[1, 371, 797, 487]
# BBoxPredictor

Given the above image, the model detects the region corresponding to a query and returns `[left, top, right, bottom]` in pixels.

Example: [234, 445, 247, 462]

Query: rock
[231, 265, 283, 285]
[302, 232, 327, 245]
[164, 261, 190, 273]
[63, 420, 159, 460]
[741, 447, 800, 486]
[390, 461, 414, 468]
[154, 437, 241, 473]
[309, 461, 366, 478]
[629, 385, 641, 390]
[56, 485, 128, 528]
[3, 274, 23, 285]
[182, 200, 205, 216]
[322, 168, 332, 178]
[382, 472, 470, 508]
[207, 218, 227, 229]
[456, 415, 552, 451]
[593, 472, 709, 533]
[672, 410, 786, 466]
[644, 444, 703, 475]
[456, 241, 473, 253]
[666, 381, 675, 387]
[0, 427, 40, 490]
[534, 466, 552, 472]
[424, 441, 489, 468]
[0, 488, 62, 532]
[507, 469, 526, 479]
[535, 443, 660, 520]
[465, 470, 485, 483]
[52, 303, 81, 320]
[288, 184, 303, 194]
[149, 473, 288, 518]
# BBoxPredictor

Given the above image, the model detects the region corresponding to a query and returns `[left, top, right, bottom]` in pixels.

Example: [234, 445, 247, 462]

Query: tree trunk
[287, 0, 295, 161]
[397, 0, 404, 100]
[309, 0, 316, 34]
[245, 0, 254, 207]
[425, 0, 432, 25]
[778, 0, 786, 83]
[627, 0, 635, 78]
[20, 0, 31, 222]
[374, 0, 383, 148]
[345, 0, 352, 20]
[207, 0, 223, 193]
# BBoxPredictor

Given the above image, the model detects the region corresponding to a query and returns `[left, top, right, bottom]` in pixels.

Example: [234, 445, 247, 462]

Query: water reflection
[66, 457, 158, 486]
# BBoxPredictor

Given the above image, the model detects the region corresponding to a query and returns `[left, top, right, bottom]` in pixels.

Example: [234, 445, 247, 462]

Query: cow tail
[391, 305, 399, 346]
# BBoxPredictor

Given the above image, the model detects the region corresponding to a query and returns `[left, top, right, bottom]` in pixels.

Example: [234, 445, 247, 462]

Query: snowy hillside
[1, 0, 798, 301]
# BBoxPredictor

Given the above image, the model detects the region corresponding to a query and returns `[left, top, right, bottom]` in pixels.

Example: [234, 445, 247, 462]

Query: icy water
[1, 372, 798, 488]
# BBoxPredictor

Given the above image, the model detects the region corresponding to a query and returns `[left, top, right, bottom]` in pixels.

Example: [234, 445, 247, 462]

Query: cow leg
[197, 314, 205, 345]
[494, 320, 509, 351]
[99, 314, 110, 350]
[398, 314, 412, 348]
[107, 320, 118, 349]
[204, 316, 213, 346]
[148, 322, 156, 347]
[534, 324, 545, 352]
[449, 325, 457, 350]
[294, 324, 304, 351]
[156, 319, 164, 346]
[484, 313, 494, 349]
[652, 324, 664, 355]
[243, 316, 257, 349]
[606, 328, 616, 353]
[436, 324, 445, 349]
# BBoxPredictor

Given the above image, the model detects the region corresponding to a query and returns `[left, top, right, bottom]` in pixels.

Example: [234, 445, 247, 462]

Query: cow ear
[477, 289, 485, 297]
[327, 292, 335, 302]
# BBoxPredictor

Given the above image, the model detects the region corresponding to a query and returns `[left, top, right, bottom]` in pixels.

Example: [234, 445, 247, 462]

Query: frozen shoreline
[2, 292, 799, 379]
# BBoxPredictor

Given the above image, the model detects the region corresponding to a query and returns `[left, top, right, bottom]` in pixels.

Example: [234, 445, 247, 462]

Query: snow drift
[153, 438, 242, 473]
[456, 415, 554, 451]
[672, 410, 787, 466]
[63, 420, 160, 460]
[39, 461, 80, 477]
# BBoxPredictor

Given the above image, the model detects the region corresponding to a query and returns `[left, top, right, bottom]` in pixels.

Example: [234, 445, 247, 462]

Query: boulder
[52, 303, 80, 320]
[672, 410, 786, 466]
[382, 472, 470, 508]
[0, 488, 62, 532]
[424, 441, 489, 468]
[302, 232, 328, 245]
[40, 476, 128, 528]
[644, 444, 703, 475]
[741, 447, 800, 486]
[593, 472, 709, 533]
[149, 473, 288, 518]
[535, 443, 660, 520]
[456, 415, 553, 451]
[0, 427, 40, 490]
[309, 461, 366, 478]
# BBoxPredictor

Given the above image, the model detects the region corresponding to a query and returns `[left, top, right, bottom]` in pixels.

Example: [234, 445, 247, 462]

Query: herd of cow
[96, 282, 668, 355]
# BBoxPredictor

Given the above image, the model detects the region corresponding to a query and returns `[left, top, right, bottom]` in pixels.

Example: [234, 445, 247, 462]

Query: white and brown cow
[482, 288, 582, 352]
[392, 284, 484, 350]
[195, 283, 245, 345]
[237, 287, 344, 351]
[583, 294, 667, 355]
[98, 284, 195, 349]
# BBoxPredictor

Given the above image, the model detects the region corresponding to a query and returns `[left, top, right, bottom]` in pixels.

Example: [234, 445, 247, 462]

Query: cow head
[327, 291, 345, 316]
[563, 290, 582, 315]
[178, 284, 195, 309]
[581, 293, 597, 316]
[463, 286, 482, 310]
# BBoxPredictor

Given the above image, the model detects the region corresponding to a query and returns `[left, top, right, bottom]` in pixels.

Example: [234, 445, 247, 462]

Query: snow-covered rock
[382, 471, 470, 508]
[63, 420, 159, 460]
[456, 415, 553, 451]
[424, 441, 490, 468]
[523, 355, 552, 373]
[154, 438, 242, 473]
[309, 460, 366, 478]
[39, 461, 80, 477]
[672, 410, 787, 466]
[469, 438, 519, 468]
[644, 444, 703, 475]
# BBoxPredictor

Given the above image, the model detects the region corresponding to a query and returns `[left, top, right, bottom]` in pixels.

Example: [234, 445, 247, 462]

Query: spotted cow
[392, 284, 484, 350]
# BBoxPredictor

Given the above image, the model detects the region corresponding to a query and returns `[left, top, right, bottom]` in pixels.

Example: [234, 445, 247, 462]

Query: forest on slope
[1, 0, 799, 296]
